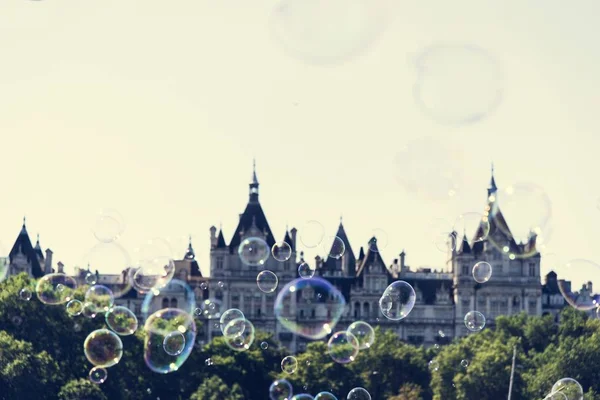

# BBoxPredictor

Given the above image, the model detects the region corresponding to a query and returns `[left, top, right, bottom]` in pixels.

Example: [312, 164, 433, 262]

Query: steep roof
[9, 220, 44, 278]
[355, 237, 393, 278]
[321, 222, 356, 275]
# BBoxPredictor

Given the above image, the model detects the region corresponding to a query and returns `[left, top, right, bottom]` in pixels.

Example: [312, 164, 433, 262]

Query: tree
[389, 383, 424, 400]
[190, 375, 244, 400]
[58, 379, 108, 400]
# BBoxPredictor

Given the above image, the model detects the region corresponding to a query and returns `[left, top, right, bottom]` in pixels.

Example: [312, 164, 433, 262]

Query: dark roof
[459, 234, 471, 253]
[216, 230, 227, 248]
[283, 230, 294, 250]
[9, 222, 44, 278]
[356, 237, 393, 278]
[358, 247, 365, 261]
[190, 260, 202, 277]
[229, 202, 275, 251]
[34, 235, 44, 260]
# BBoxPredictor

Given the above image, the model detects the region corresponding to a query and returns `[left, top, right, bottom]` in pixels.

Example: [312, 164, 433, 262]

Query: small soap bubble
[298, 262, 315, 279]
[368, 229, 388, 252]
[472, 261, 493, 283]
[105, 306, 138, 335]
[205, 358, 213, 366]
[89, 366, 107, 384]
[327, 331, 359, 364]
[66, 299, 84, 316]
[11, 316, 22, 326]
[281, 355, 298, 374]
[272, 241, 293, 262]
[163, 331, 186, 356]
[429, 360, 439, 371]
[324, 236, 345, 260]
[223, 318, 255, 351]
[19, 288, 32, 301]
[270, 379, 293, 400]
[257, 270, 279, 293]
[347, 387, 371, 400]
[219, 309, 245, 335]
[261, 341, 269, 350]
[347, 321, 375, 350]
[92, 208, 125, 243]
[299, 220, 325, 248]
[315, 392, 337, 400]
[85, 285, 114, 313]
[84, 329, 124, 368]
[461, 359, 469, 368]
[464, 310, 486, 331]
[551, 378, 583, 400]
[36, 273, 77, 305]
[379, 281, 416, 320]
[200, 282, 208, 290]
[218, 281, 224, 288]
[82, 302, 98, 319]
[84, 272, 97, 285]
[238, 237, 270, 266]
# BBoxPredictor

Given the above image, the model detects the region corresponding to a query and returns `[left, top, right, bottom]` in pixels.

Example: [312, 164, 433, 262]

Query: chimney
[290, 227, 297, 251]
[45, 249, 53, 274]
[57, 261, 64, 274]
[400, 250, 406, 271]
[210, 226, 217, 248]
[588, 281, 593, 294]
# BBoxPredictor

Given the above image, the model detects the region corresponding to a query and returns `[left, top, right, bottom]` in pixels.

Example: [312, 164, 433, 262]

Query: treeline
[1, 273, 600, 399]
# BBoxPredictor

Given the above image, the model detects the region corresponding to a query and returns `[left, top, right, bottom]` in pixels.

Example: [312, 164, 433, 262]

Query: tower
[8, 218, 46, 278]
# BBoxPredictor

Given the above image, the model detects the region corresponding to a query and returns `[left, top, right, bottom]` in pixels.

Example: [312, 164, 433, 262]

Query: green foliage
[58, 379, 108, 400]
[389, 383, 424, 400]
[189, 375, 244, 400]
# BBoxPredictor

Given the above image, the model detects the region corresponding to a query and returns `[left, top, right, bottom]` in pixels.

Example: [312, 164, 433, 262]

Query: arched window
[354, 301, 361, 318]
[170, 298, 178, 308]
[162, 298, 169, 308]
[363, 302, 370, 318]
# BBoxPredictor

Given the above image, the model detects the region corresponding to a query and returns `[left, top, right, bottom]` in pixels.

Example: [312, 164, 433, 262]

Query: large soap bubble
[315, 392, 338, 400]
[35, 273, 77, 305]
[557, 259, 599, 311]
[275, 277, 346, 340]
[141, 279, 196, 320]
[83, 329, 123, 368]
[238, 237, 270, 266]
[328, 331, 359, 364]
[219, 309, 245, 335]
[223, 318, 255, 352]
[551, 377, 583, 400]
[270, 379, 293, 400]
[85, 285, 114, 313]
[105, 306, 138, 336]
[143, 308, 196, 374]
[379, 281, 416, 320]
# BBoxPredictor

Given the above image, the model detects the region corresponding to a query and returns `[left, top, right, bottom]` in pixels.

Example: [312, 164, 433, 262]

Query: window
[311, 309, 315, 318]
[513, 296, 520, 307]
[529, 263, 536, 277]
[170, 298, 178, 308]
[461, 299, 470, 309]
[462, 265, 469, 275]
[256, 308, 261, 317]
[134, 303, 141, 315]
[216, 291, 223, 301]
[162, 298, 169, 308]
[300, 310, 305, 318]
[529, 300, 537, 312]
[363, 302, 370, 317]
[216, 257, 224, 269]
[354, 302, 361, 318]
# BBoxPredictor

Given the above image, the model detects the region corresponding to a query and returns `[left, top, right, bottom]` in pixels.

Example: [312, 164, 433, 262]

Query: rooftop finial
[252, 158, 258, 184]
[488, 162, 498, 197]
[188, 234, 192, 246]
[491, 162, 494, 177]
[23, 216, 26, 227]
[340, 214, 343, 224]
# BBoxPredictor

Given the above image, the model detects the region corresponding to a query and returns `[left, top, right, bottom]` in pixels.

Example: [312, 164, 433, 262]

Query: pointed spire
[488, 163, 498, 197]
[35, 234, 41, 248]
[185, 235, 195, 259]
[249, 159, 260, 203]
[252, 158, 258, 184]
[21, 216, 27, 233]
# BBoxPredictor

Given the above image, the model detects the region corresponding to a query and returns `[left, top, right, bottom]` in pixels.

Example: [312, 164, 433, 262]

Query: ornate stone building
[4, 218, 54, 279]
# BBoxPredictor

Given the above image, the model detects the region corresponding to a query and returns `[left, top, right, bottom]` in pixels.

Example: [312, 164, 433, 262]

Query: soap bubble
[413, 43, 503, 126]
[82, 302, 98, 318]
[472, 261, 492, 283]
[223, 318, 255, 351]
[219, 308, 245, 335]
[327, 331, 359, 364]
[429, 359, 439, 371]
[238, 237, 270, 266]
[35, 273, 77, 305]
[133, 256, 176, 292]
[92, 208, 125, 243]
[461, 359, 469, 368]
[270, 379, 293, 400]
[78, 243, 132, 297]
[144, 308, 196, 374]
[105, 306, 138, 335]
[299, 220, 325, 248]
[281, 355, 298, 374]
[134, 237, 175, 261]
[292, 395, 315, 400]
[464, 310, 486, 331]
[347, 387, 371, 400]
[84, 272, 97, 285]
[141, 279, 196, 320]
[275, 277, 346, 339]
[347, 321, 375, 349]
[200, 281, 208, 290]
[557, 259, 599, 311]
[315, 392, 338, 400]
[379, 281, 416, 320]
[88, 366, 107, 384]
[199, 298, 222, 319]
[163, 331, 186, 356]
[324, 236, 345, 260]
[544, 392, 568, 400]
[257, 270, 279, 293]
[298, 262, 315, 279]
[84, 329, 123, 368]
[551, 378, 583, 400]
[66, 299, 84, 316]
[261, 341, 269, 350]
[367, 229, 388, 252]
[85, 285, 114, 313]
[19, 288, 32, 301]
[273, 241, 293, 262]
[11, 316, 22, 326]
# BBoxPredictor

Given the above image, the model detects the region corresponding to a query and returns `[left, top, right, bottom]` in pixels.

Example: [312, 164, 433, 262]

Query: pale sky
[1, 0, 599, 290]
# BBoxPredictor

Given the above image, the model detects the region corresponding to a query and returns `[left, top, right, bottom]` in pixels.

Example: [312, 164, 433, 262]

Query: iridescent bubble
[379, 281, 416, 320]
[89, 366, 107, 384]
[270, 0, 388, 66]
[545, 392, 568, 400]
[464, 310, 486, 331]
[281, 355, 298, 374]
[328, 331, 359, 364]
[315, 392, 338, 400]
[35, 273, 77, 305]
[347, 387, 371, 400]
[66, 299, 84, 316]
[79, 243, 132, 298]
[367, 229, 388, 252]
[219, 308, 245, 335]
[298, 262, 315, 279]
[347, 321, 375, 349]
[133, 256, 176, 292]
[472, 261, 492, 283]
[275, 277, 346, 339]
[270, 379, 293, 400]
[163, 331, 186, 356]
[261, 341, 269, 350]
[272, 241, 292, 262]
[428, 359, 439, 371]
[84, 329, 123, 368]
[19, 288, 32, 301]
[427, 217, 456, 252]
[238, 237, 270, 266]
[257, 270, 279, 293]
[557, 259, 599, 311]
[141, 279, 196, 321]
[106, 306, 138, 335]
[292, 395, 314, 400]
[82, 302, 97, 318]
[85, 272, 97, 285]
[454, 212, 490, 243]
[299, 220, 325, 248]
[551, 378, 583, 400]
[85, 285, 114, 313]
[460, 359, 469, 368]
[223, 318, 255, 351]
[324, 236, 345, 260]
[144, 308, 196, 374]
[92, 208, 125, 243]
[413, 44, 503, 125]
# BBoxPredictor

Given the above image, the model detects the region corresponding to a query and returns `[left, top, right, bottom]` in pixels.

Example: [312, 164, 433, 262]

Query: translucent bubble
[454, 212, 490, 243]
[394, 138, 464, 201]
[106, 306, 138, 335]
[298, 262, 315, 279]
[328, 331, 359, 364]
[89, 366, 107, 384]
[163, 331, 186, 356]
[223, 318, 255, 351]
[19, 288, 32, 301]
[413, 43, 503, 125]
[218, 281, 224, 288]
[35, 273, 77, 305]
[379, 281, 416, 320]
[270, 379, 293, 400]
[551, 378, 583, 400]
[199, 298, 222, 319]
[315, 392, 338, 400]
[85, 285, 115, 313]
[133, 256, 176, 292]
[66, 299, 84, 316]
[347, 387, 371, 400]
[79, 243, 132, 297]
[257, 270, 279, 293]
[299, 220, 325, 248]
[85, 272, 97, 285]
[135, 237, 175, 262]
[557, 259, 599, 311]
[92, 208, 125, 243]
[11, 316, 22, 326]
[545, 392, 568, 400]
[464, 310, 486, 331]
[141, 279, 196, 321]
[73, 323, 82, 332]
[472, 261, 492, 283]
[144, 308, 196, 374]
[429, 359, 439, 371]
[219, 308, 245, 335]
[273, 241, 293, 262]
[324, 236, 345, 260]
[82, 302, 98, 318]
[275, 277, 346, 339]
[84, 329, 124, 368]
[460, 359, 469, 368]
[238, 237, 270, 266]
[205, 358, 213, 366]
[347, 321, 375, 349]
[292, 395, 315, 400]
[281, 355, 298, 374]
[200, 282, 208, 290]
[367, 229, 388, 252]
[270, 0, 388, 66]
[261, 341, 269, 350]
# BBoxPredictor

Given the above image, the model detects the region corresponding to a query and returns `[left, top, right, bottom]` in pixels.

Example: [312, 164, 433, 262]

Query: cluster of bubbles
[269, 378, 371, 400]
